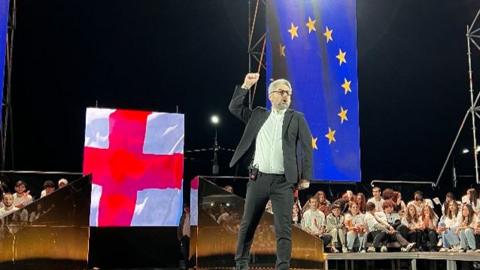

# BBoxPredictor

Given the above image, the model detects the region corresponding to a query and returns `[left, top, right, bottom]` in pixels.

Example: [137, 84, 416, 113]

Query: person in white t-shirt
[407, 190, 434, 217]
[457, 203, 477, 252]
[40, 180, 56, 198]
[462, 188, 480, 214]
[438, 200, 461, 251]
[0, 193, 18, 218]
[344, 201, 366, 252]
[12, 180, 33, 208]
[301, 197, 332, 249]
[367, 187, 384, 212]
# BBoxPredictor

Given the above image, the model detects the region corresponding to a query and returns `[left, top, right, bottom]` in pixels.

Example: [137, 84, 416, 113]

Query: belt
[258, 171, 285, 177]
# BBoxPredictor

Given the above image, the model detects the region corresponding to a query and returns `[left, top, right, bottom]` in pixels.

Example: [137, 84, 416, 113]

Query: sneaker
[458, 248, 466, 253]
[331, 246, 340, 253]
[437, 239, 443, 247]
[476, 249, 480, 253]
[466, 249, 475, 253]
[342, 247, 349, 253]
[451, 245, 461, 252]
[359, 249, 366, 253]
[439, 247, 448, 252]
[367, 246, 376, 253]
[380, 245, 388, 252]
[401, 243, 415, 252]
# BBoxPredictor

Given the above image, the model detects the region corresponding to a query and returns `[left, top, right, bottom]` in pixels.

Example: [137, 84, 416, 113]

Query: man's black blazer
[228, 86, 313, 184]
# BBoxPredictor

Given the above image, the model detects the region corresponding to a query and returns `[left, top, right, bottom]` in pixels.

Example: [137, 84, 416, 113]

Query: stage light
[211, 115, 220, 125]
[463, 148, 470, 154]
[476, 145, 480, 153]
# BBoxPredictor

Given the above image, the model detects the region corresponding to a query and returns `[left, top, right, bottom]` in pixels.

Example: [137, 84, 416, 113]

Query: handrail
[0, 170, 82, 175]
[370, 179, 436, 188]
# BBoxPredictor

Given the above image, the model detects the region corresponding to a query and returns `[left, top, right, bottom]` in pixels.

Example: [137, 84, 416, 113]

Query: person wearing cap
[40, 180, 56, 198]
[229, 73, 313, 270]
[58, 178, 69, 188]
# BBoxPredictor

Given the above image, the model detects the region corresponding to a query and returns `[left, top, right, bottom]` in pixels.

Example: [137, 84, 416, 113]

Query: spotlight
[211, 115, 220, 125]
[463, 148, 470, 154]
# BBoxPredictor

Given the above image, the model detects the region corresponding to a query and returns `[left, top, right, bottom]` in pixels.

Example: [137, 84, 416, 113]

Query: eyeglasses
[271, 90, 292, 96]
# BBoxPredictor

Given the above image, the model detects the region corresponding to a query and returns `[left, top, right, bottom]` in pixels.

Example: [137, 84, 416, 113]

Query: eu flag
[266, 0, 361, 182]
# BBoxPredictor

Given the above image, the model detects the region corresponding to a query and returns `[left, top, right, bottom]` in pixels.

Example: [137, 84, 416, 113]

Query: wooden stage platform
[326, 251, 480, 270]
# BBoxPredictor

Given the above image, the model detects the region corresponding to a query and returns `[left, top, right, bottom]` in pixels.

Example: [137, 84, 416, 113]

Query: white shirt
[301, 209, 326, 235]
[364, 211, 388, 232]
[367, 197, 384, 212]
[0, 206, 19, 218]
[345, 213, 365, 227]
[461, 196, 480, 213]
[407, 199, 434, 215]
[253, 109, 286, 174]
[440, 213, 461, 229]
[13, 193, 33, 207]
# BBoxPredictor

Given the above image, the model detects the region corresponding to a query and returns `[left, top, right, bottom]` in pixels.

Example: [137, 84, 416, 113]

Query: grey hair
[268, 79, 292, 94]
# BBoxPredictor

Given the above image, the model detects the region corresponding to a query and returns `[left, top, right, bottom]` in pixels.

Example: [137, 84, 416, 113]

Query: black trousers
[179, 236, 190, 269]
[371, 230, 409, 249]
[235, 173, 294, 270]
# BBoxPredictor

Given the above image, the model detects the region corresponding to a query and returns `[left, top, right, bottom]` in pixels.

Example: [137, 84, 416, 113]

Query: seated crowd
[0, 178, 69, 219]
[292, 186, 480, 253]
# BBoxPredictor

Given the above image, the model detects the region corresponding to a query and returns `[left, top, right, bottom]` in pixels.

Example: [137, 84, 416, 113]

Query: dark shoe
[235, 260, 249, 270]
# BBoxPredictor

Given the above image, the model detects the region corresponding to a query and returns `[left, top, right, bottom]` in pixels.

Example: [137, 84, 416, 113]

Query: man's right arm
[228, 73, 259, 123]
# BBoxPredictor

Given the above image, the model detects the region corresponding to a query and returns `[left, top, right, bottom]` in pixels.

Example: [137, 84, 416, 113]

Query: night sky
[7, 0, 480, 187]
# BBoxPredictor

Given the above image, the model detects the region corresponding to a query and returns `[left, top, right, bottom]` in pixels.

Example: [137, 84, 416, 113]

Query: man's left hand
[297, 179, 310, 190]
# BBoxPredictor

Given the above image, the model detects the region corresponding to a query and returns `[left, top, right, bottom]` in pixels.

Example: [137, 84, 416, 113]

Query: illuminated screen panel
[83, 108, 184, 226]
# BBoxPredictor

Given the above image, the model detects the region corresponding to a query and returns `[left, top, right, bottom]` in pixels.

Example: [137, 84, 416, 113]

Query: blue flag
[266, 0, 361, 182]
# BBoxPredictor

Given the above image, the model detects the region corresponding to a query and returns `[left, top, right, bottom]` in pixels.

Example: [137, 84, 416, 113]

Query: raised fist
[242, 73, 260, 89]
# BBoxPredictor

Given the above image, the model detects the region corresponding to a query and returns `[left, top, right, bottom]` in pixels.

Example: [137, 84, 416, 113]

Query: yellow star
[306, 17, 317, 34]
[341, 78, 352, 94]
[325, 128, 336, 144]
[311, 136, 318, 150]
[288, 23, 299, 40]
[336, 49, 347, 65]
[279, 44, 286, 57]
[338, 107, 348, 124]
[323, 26, 333, 42]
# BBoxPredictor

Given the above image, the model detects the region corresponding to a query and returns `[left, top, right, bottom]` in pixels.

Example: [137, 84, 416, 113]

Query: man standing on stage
[229, 73, 313, 270]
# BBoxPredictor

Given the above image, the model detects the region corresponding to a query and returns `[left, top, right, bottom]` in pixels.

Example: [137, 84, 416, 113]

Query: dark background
[8, 0, 480, 187]
[4, 0, 480, 267]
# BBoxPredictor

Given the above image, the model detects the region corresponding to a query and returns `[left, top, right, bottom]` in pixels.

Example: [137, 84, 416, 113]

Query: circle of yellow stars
[279, 16, 353, 148]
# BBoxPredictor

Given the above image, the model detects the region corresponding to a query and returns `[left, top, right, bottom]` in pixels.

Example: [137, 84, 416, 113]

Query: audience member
[13, 180, 33, 208]
[301, 197, 332, 249]
[344, 201, 366, 252]
[420, 205, 438, 251]
[438, 200, 461, 251]
[457, 203, 477, 252]
[40, 180, 56, 198]
[367, 187, 384, 212]
[326, 204, 347, 253]
[58, 178, 69, 188]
